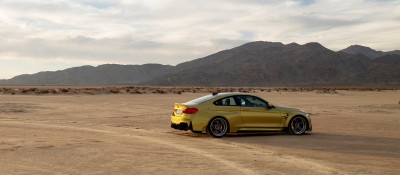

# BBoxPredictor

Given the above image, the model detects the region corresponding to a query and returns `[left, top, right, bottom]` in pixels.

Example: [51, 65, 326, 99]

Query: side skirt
[237, 127, 284, 132]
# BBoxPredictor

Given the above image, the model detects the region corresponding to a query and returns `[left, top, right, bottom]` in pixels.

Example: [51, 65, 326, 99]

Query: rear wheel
[289, 116, 307, 135]
[207, 117, 228, 138]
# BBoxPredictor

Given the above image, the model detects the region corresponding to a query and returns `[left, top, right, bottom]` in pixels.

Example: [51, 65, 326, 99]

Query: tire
[289, 116, 308, 135]
[207, 117, 229, 138]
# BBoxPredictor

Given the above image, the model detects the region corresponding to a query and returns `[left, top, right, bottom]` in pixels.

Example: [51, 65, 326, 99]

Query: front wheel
[289, 116, 308, 135]
[207, 117, 229, 138]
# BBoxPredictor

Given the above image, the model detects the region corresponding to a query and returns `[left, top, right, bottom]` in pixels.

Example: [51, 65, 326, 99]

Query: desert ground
[1, 88, 399, 174]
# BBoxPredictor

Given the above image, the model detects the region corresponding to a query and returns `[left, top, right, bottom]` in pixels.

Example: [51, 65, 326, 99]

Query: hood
[273, 105, 305, 113]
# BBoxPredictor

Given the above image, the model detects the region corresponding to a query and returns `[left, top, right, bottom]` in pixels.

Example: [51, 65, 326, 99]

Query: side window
[239, 96, 268, 108]
[213, 96, 237, 106]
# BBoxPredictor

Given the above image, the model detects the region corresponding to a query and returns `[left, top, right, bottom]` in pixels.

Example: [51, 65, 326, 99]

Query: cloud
[0, 36, 203, 64]
[0, 0, 399, 78]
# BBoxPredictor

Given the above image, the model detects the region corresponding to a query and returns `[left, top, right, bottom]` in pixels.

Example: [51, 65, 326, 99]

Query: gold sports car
[171, 92, 312, 137]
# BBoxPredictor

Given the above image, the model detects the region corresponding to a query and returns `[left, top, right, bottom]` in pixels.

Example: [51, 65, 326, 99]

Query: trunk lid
[172, 103, 188, 116]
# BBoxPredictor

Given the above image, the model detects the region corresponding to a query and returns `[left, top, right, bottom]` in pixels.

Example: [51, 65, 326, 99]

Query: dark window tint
[238, 95, 267, 108]
[213, 96, 237, 106]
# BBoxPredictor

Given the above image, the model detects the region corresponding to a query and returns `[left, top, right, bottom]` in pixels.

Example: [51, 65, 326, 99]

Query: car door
[238, 95, 286, 128]
[209, 96, 244, 129]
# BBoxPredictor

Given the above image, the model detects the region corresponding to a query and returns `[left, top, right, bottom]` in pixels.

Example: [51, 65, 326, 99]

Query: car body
[170, 92, 312, 137]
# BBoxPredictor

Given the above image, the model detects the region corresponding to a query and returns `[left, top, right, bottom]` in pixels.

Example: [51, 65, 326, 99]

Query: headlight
[305, 113, 310, 117]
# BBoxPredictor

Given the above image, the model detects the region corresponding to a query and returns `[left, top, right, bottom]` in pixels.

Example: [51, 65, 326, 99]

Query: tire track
[1, 120, 257, 174]
[1, 119, 344, 175]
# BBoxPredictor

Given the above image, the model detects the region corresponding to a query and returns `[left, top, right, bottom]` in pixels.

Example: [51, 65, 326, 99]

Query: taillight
[182, 108, 198, 114]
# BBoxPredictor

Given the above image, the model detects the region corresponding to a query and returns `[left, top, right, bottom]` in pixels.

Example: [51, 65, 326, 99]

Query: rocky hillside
[341, 45, 400, 59]
[1, 64, 172, 85]
[1, 41, 399, 86]
[149, 41, 400, 86]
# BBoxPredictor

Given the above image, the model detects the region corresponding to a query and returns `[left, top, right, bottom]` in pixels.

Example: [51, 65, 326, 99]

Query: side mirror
[266, 104, 274, 109]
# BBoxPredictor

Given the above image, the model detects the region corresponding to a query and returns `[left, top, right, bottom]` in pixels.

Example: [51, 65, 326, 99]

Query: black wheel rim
[210, 118, 228, 137]
[291, 117, 306, 134]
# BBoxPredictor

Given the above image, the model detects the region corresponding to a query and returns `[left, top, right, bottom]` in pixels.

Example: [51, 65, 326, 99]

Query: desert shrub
[40, 90, 50, 94]
[316, 89, 337, 94]
[238, 88, 249, 93]
[131, 90, 142, 94]
[155, 89, 166, 94]
[85, 92, 95, 95]
[21, 89, 29, 93]
[110, 89, 119, 94]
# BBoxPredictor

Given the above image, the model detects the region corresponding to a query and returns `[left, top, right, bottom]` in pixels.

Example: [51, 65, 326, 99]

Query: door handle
[242, 109, 250, 111]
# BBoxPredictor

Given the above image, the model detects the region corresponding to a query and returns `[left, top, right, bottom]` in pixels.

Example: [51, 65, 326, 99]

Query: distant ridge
[1, 41, 399, 86]
[1, 64, 172, 85]
[148, 41, 399, 86]
[341, 45, 400, 59]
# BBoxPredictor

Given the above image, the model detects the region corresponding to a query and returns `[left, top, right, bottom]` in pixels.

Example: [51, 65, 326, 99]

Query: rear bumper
[171, 122, 191, 131]
[171, 114, 192, 131]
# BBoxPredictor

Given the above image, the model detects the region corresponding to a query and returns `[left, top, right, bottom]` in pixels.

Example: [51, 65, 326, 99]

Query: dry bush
[316, 89, 337, 94]
[21, 89, 29, 94]
[84, 92, 95, 95]
[42, 90, 50, 94]
[110, 89, 119, 94]
[229, 88, 237, 92]
[238, 88, 249, 93]
[131, 89, 142, 94]
[155, 89, 166, 94]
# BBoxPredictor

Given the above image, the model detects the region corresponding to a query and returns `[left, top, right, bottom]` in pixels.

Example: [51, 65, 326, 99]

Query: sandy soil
[1, 90, 399, 174]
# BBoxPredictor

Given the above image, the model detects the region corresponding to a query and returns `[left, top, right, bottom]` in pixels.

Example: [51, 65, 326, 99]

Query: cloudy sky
[0, 0, 399, 79]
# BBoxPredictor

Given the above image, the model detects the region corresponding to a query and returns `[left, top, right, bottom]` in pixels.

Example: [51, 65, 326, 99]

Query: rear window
[184, 94, 215, 105]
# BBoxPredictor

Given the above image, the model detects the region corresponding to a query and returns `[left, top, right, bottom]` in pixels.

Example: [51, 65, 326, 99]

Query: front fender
[285, 113, 312, 131]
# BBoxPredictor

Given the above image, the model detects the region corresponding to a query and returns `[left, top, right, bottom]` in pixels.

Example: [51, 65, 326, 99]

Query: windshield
[184, 94, 215, 105]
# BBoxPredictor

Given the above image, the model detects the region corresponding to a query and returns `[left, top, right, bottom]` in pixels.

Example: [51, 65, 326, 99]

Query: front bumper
[306, 114, 312, 132]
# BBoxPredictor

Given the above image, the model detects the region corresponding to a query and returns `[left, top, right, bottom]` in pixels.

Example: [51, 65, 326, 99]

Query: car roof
[211, 92, 250, 98]
[183, 92, 251, 105]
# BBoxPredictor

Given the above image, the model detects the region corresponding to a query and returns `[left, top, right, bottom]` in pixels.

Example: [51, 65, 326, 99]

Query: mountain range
[1, 41, 399, 86]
